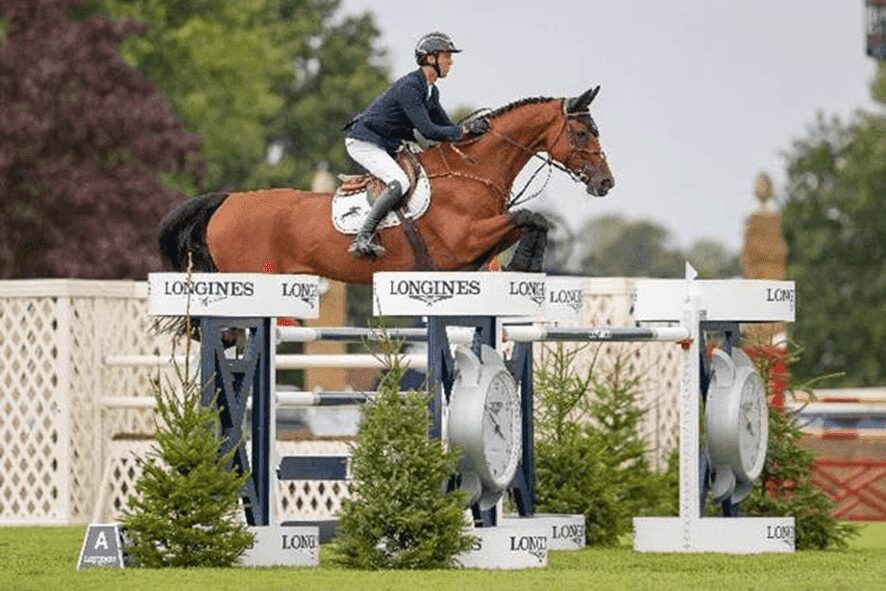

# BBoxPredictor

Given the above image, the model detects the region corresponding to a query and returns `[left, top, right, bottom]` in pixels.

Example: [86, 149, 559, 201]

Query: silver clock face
[482, 372, 521, 482]
[738, 375, 766, 475]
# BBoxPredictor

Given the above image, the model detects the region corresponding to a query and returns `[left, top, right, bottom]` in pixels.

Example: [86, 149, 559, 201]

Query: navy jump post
[199, 316, 273, 525]
[147, 273, 322, 530]
[372, 271, 550, 527]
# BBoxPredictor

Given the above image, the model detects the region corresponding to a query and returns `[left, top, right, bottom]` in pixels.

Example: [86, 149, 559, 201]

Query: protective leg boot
[348, 180, 403, 258]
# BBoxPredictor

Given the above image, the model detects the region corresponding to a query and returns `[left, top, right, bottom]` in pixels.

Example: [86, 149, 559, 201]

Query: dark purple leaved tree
[0, 0, 202, 279]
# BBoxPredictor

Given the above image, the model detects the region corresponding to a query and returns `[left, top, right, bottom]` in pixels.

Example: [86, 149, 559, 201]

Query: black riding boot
[348, 180, 403, 258]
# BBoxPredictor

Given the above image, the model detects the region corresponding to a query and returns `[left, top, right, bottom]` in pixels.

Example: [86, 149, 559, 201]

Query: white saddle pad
[332, 167, 432, 235]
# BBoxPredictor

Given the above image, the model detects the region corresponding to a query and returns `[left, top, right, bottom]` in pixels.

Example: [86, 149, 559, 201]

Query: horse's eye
[575, 129, 588, 138]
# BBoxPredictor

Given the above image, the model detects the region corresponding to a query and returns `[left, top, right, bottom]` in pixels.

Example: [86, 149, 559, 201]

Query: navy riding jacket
[344, 69, 461, 155]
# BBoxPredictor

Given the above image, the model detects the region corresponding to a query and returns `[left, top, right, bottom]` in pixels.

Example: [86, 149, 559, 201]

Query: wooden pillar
[304, 281, 348, 391]
[741, 172, 789, 407]
[741, 174, 786, 279]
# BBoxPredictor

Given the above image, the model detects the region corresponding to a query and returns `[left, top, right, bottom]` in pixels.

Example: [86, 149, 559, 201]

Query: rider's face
[433, 51, 453, 78]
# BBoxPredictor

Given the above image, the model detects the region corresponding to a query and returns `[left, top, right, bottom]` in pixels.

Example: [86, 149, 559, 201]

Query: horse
[158, 87, 614, 283]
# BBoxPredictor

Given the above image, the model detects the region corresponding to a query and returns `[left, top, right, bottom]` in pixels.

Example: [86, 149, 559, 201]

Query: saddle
[331, 150, 432, 236]
[337, 151, 420, 202]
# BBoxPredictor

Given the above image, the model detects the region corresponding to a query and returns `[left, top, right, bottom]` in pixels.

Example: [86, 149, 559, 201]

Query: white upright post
[678, 266, 701, 533]
[632, 265, 797, 553]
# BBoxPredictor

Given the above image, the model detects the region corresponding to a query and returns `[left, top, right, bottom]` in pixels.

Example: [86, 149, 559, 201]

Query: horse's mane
[463, 96, 559, 122]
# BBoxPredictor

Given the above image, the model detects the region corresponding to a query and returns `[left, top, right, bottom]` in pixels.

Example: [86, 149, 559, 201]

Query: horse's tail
[158, 192, 228, 272]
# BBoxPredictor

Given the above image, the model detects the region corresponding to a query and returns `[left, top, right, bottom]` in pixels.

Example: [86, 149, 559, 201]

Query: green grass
[1, 523, 884, 591]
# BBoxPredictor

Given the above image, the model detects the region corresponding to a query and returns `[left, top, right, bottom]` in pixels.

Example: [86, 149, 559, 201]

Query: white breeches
[345, 138, 409, 190]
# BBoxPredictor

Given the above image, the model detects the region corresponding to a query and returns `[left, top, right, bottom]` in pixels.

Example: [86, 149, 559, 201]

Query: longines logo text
[552, 523, 585, 545]
[282, 282, 319, 308]
[388, 279, 481, 305]
[765, 287, 795, 310]
[548, 288, 583, 312]
[509, 535, 547, 562]
[765, 524, 795, 548]
[509, 281, 546, 305]
[163, 280, 255, 304]
[280, 533, 319, 551]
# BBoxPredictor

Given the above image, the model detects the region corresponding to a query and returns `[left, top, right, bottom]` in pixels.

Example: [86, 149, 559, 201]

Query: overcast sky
[340, 0, 879, 251]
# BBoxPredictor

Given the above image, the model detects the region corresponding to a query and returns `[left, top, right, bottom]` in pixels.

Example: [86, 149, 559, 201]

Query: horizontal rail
[103, 354, 197, 367]
[804, 387, 886, 403]
[275, 353, 426, 370]
[279, 392, 373, 406]
[104, 324, 691, 371]
[104, 353, 427, 370]
[788, 402, 886, 418]
[278, 324, 692, 345]
[277, 326, 475, 344]
[503, 325, 692, 343]
[278, 456, 348, 480]
[99, 391, 381, 409]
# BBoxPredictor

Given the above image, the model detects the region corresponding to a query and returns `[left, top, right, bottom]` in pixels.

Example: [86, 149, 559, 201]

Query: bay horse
[158, 87, 614, 283]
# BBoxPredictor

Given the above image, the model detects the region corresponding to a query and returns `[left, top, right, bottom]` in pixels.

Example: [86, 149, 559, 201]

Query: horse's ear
[567, 85, 601, 113]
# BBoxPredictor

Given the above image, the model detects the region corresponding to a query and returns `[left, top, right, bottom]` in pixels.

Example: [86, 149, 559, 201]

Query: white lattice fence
[92, 439, 351, 523]
[0, 293, 69, 523]
[0, 280, 165, 524]
[537, 278, 681, 470]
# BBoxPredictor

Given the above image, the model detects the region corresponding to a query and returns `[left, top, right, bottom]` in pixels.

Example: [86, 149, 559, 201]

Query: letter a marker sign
[77, 524, 125, 569]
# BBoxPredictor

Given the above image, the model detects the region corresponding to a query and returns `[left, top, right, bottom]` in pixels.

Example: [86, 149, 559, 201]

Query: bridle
[464, 102, 607, 207]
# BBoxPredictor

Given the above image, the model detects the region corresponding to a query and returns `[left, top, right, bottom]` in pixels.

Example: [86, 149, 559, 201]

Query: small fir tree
[335, 338, 474, 569]
[533, 344, 665, 545]
[586, 354, 672, 520]
[739, 341, 859, 550]
[122, 339, 254, 567]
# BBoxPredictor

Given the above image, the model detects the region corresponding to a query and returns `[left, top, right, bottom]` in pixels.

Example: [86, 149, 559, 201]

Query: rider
[343, 31, 490, 258]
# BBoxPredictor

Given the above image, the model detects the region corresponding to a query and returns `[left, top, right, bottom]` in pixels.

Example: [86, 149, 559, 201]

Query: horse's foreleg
[461, 211, 550, 271]
[503, 212, 551, 272]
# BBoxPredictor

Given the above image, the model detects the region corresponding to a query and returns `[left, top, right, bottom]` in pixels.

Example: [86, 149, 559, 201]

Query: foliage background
[0, 0, 390, 279]
[0, 0, 201, 278]
[780, 63, 886, 386]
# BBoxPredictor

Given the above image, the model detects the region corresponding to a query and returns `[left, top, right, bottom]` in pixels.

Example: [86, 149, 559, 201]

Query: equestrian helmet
[415, 32, 462, 64]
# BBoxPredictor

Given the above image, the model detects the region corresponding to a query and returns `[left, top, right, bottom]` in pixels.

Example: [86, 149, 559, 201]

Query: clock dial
[482, 372, 521, 484]
[738, 375, 766, 477]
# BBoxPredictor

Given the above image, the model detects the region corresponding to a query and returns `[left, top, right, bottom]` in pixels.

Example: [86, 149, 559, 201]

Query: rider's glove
[461, 118, 490, 138]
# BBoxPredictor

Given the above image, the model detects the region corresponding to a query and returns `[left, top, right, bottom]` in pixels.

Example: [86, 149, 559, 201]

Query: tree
[92, 0, 390, 192]
[263, 2, 390, 189]
[686, 239, 740, 278]
[739, 344, 859, 550]
[780, 62, 886, 386]
[577, 214, 684, 277]
[123, 363, 254, 567]
[90, 0, 287, 192]
[575, 214, 740, 278]
[335, 340, 473, 569]
[533, 344, 669, 545]
[0, 0, 201, 279]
